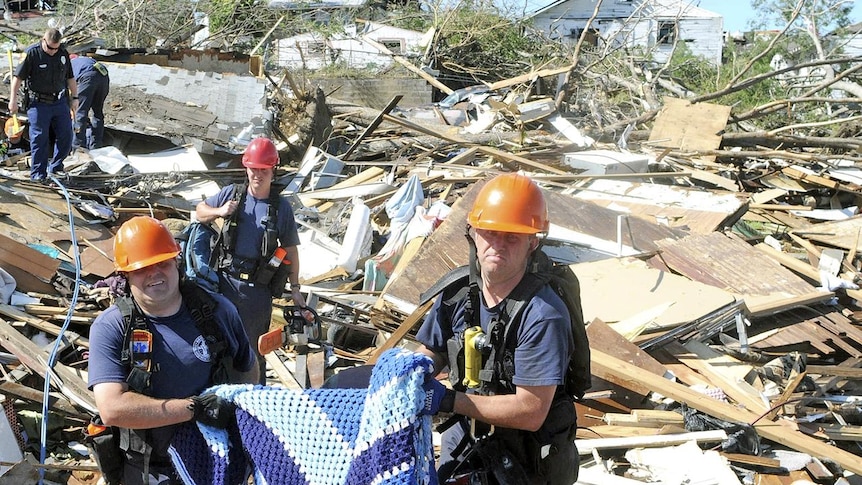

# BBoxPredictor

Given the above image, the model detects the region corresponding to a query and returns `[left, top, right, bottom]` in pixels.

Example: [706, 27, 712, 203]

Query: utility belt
[84, 417, 178, 485]
[226, 251, 292, 297]
[442, 397, 579, 485]
[29, 90, 63, 104]
[94, 61, 109, 76]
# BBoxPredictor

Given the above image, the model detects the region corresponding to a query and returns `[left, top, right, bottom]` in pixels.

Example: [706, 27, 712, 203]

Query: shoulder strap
[212, 183, 247, 269]
[116, 296, 146, 366]
[419, 265, 471, 306]
[261, 184, 283, 258]
[225, 183, 247, 254]
[478, 272, 548, 395]
[179, 281, 231, 384]
[179, 281, 222, 344]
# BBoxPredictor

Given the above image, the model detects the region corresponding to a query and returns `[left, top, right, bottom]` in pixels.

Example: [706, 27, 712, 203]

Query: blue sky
[515, 0, 862, 34]
[695, 0, 862, 32]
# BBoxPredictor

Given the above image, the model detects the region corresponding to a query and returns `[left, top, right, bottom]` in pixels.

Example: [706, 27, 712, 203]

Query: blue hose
[39, 175, 83, 484]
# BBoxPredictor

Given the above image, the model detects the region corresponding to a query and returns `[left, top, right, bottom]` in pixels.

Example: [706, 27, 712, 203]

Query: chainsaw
[257, 305, 321, 356]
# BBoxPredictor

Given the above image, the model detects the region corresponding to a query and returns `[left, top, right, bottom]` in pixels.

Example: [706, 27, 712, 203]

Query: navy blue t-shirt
[204, 184, 300, 262]
[15, 42, 73, 95]
[87, 290, 256, 398]
[417, 284, 573, 388]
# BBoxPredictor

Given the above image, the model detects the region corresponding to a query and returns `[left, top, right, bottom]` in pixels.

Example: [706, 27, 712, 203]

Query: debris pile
[1, 50, 862, 485]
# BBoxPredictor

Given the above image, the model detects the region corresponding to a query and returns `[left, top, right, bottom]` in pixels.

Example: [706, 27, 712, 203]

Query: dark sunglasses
[42, 40, 60, 52]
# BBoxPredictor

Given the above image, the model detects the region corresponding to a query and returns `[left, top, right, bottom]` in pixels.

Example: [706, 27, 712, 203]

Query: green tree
[426, 0, 565, 87]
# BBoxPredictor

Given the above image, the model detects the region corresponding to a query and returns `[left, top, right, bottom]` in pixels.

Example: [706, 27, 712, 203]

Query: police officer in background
[70, 54, 110, 150]
[88, 216, 259, 484]
[8, 28, 77, 182]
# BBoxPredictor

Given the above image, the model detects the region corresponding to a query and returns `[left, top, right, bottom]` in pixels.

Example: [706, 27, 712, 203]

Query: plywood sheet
[574, 179, 748, 235]
[648, 97, 731, 152]
[575, 257, 736, 328]
[656, 232, 816, 295]
[797, 215, 862, 252]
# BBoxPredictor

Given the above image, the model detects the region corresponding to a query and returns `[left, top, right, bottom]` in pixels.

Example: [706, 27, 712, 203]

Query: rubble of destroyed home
[0, 4, 862, 485]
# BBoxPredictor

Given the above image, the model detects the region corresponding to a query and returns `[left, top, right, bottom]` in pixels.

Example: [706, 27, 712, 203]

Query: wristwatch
[290, 283, 301, 291]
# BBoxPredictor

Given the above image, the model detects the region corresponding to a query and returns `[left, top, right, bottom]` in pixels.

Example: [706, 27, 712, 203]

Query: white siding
[274, 22, 426, 70]
[531, 0, 723, 65]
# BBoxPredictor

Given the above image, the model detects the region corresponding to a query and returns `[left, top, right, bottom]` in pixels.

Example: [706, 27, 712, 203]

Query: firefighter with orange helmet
[415, 173, 582, 484]
[87, 216, 259, 485]
[195, 137, 307, 383]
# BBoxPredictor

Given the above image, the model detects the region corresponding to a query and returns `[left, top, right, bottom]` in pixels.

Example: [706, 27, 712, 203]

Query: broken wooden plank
[366, 299, 434, 366]
[781, 167, 839, 189]
[805, 365, 862, 378]
[0, 305, 89, 349]
[576, 429, 728, 454]
[0, 381, 81, 417]
[591, 348, 862, 475]
[341, 95, 403, 160]
[359, 36, 454, 95]
[0, 233, 59, 294]
[0, 317, 96, 414]
[665, 341, 769, 414]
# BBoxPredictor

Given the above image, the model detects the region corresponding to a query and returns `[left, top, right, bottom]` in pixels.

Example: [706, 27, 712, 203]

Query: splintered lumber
[781, 167, 838, 189]
[366, 299, 434, 365]
[591, 349, 862, 475]
[797, 423, 862, 441]
[603, 410, 685, 428]
[264, 352, 302, 390]
[805, 365, 862, 378]
[674, 340, 769, 414]
[0, 304, 89, 349]
[0, 317, 96, 413]
[358, 36, 453, 95]
[719, 452, 781, 468]
[576, 429, 728, 454]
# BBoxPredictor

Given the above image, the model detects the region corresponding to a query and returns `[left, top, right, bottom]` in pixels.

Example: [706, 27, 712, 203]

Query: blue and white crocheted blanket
[169, 349, 437, 485]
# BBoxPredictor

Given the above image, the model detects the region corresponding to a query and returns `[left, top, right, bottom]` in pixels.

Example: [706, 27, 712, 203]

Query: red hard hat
[242, 137, 279, 169]
[113, 216, 180, 272]
[467, 173, 549, 234]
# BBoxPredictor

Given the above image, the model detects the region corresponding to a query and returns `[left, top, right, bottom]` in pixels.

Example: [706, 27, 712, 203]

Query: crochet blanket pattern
[169, 348, 437, 485]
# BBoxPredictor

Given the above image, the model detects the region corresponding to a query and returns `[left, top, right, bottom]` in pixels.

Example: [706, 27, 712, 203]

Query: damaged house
[273, 20, 428, 71]
[530, 0, 724, 65]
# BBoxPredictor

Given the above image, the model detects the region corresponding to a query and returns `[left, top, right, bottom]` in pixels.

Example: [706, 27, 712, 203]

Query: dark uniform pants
[27, 97, 73, 180]
[74, 69, 110, 150]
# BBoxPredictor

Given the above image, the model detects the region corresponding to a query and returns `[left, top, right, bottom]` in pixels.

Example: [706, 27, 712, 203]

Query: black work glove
[190, 394, 234, 428]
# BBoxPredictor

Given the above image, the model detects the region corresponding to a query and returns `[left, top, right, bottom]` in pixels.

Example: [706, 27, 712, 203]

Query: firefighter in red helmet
[195, 137, 308, 383]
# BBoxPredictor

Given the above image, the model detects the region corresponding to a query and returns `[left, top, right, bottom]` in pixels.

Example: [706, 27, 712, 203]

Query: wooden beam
[591, 349, 862, 475]
[0, 304, 88, 349]
[475, 145, 569, 175]
[342, 95, 403, 160]
[0, 318, 96, 414]
[359, 36, 454, 95]
[575, 430, 728, 454]
[485, 64, 575, 91]
[806, 365, 862, 378]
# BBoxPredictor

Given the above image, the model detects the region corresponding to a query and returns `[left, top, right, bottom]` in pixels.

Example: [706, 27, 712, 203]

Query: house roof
[648, 0, 721, 19]
[529, 0, 721, 20]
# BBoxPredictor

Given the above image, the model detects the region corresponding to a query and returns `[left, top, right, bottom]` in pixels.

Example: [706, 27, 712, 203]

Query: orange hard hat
[241, 137, 279, 169]
[4, 117, 24, 143]
[113, 216, 180, 272]
[467, 173, 549, 234]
